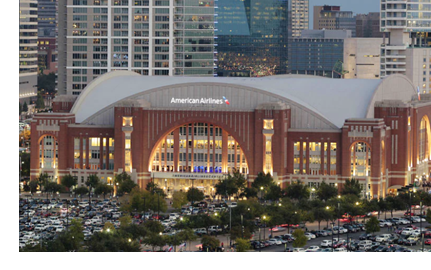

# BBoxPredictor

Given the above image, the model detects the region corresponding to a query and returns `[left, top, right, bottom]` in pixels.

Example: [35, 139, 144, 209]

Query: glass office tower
[216, 0, 289, 77]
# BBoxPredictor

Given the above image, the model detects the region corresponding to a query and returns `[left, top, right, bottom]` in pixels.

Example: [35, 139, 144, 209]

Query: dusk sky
[309, 0, 380, 27]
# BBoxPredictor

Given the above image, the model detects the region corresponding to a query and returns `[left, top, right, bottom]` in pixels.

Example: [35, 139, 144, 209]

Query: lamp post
[263, 215, 267, 242]
[420, 201, 424, 252]
[337, 202, 340, 244]
[259, 227, 261, 252]
[409, 189, 413, 225]
[260, 186, 264, 204]
[331, 222, 335, 252]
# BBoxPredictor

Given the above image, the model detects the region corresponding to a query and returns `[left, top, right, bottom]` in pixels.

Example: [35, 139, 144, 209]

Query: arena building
[30, 71, 431, 199]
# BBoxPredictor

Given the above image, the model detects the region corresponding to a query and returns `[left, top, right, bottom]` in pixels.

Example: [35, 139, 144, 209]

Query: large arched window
[351, 142, 371, 177]
[39, 135, 58, 169]
[150, 123, 248, 174]
[419, 116, 430, 162]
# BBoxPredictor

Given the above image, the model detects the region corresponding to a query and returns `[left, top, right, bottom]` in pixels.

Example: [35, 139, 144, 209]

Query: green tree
[86, 230, 140, 252]
[60, 174, 77, 193]
[201, 235, 220, 252]
[74, 186, 89, 200]
[316, 181, 338, 201]
[176, 228, 197, 251]
[118, 177, 137, 195]
[37, 72, 56, 94]
[426, 209, 431, 224]
[251, 172, 273, 190]
[187, 187, 204, 204]
[145, 181, 166, 197]
[35, 93, 45, 109]
[19, 102, 22, 115]
[235, 238, 251, 252]
[85, 174, 100, 192]
[243, 187, 258, 199]
[37, 173, 50, 194]
[103, 222, 116, 232]
[341, 179, 362, 197]
[29, 179, 39, 194]
[20, 152, 30, 177]
[214, 177, 238, 200]
[94, 183, 114, 199]
[313, 207, 331, 230]
[45, 182, 65, 193]
[292, 229, 308, 248]
[23, 102, 28, 113]
[265, 184, 283, 201]
[365, 216, 380, 235]
[142, 232, 167, 251]
[119, 215, 132, 228]
[284, 181, 310, 201]
[172, 191, 188, 211]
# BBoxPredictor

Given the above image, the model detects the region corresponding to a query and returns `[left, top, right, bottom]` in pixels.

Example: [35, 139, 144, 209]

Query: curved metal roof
[70, 71, 416, 129]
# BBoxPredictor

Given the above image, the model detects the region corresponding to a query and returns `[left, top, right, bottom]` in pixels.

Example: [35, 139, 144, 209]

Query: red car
[425, 231, 431, 238]
[425, 239, 431, 245]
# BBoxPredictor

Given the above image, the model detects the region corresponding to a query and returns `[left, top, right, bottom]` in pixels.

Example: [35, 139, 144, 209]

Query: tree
[313, 207, 331, 230]
[74, 186, 89, 200]
[251, 172, 273, 190]
[292, 229, 308, 248]
[29, 179, 39, 194]
[142, 232, 167, 251]
[35, 92, 45, 109]
[37, 173, 50, 193]
[316, 181, 338, 201]
[119, 215, 132, 228]
[45, 182, 65, 193]
[187, 187, 204, 204]
[172, 191, 188, 211]
[284, 181, 310, 201]
[19, 130, 31, 146]
[176, 228, 197, 251]
[94, 183, 114, 199]
[114, 172, 137, 195]
[235, 238, 251, 252]
[20, 152, 30, 178]
[37, 72, 56, 94]
[243, 187, 258, 199]
[60, 174, 77, 193]
[214, 177, 238, 200]
[23, 102, 28, 113]
[265, 184, 283, 201]
[365, 216, 380, 235]
[103, 222, 116, 232]
[201, 235, 220, 252]
[85, 174, 100, 192]
[145, 182, 165, 197]
[341, 179, 362, 198]
[426, 209, 431, 224]
[19, 102, 22, 115]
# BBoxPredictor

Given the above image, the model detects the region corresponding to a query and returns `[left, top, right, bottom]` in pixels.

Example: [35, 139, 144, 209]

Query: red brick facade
[30, 97, 431, 199]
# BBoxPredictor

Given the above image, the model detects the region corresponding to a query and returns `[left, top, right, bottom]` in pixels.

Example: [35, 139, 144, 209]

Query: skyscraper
[57, 0, 216, 96]
[313, 5, 356, 37]
[216, 0, 289, 77]
[38, 0, 58, 38]
[356, 12, 381, 38]
[19, 0, 38, 101]
[380, 0, 431, 93]
[290, 0, 308, 37]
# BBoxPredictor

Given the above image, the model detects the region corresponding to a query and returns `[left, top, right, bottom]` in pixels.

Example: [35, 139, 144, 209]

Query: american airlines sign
[170, 96, 230, 105]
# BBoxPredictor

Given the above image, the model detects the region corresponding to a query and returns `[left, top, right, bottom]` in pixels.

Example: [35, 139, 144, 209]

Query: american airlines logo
[170, 97, 230, 105]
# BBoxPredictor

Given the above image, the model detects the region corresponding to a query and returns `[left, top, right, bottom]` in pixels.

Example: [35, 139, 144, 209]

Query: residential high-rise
[216, 0, 289, 77]
[290, 0, 309, 37]
[19, 0, 38, 102]
[38, 0, 58, 38]
[57, 0, 216, 96]
[380, 0, 431, 93]
[356, 12, 381, 38]
[313, 5, 356, 37]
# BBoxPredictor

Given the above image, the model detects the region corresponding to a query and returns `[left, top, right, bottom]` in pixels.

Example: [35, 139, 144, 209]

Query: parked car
[305, 246, 320, 252]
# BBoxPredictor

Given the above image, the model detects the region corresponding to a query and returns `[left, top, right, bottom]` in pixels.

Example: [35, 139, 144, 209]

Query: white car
[399, 219, 410, 225]
[34, 224, 46, 231]
[321, 240, 333, 247]
[335, 247, 347, 252]
[401, 228, 414, 236]
[55, 225, 65, 232]
[305, 232, 316, 239]
[305, 246, 320, 252]
[228, 202, 238, 208]
[93, 227, 103, 233]
[169, 213, 179, 220]
[375, 235, 387, 243]
[268, 238, 282, 246]
[293, 248, 305, 252]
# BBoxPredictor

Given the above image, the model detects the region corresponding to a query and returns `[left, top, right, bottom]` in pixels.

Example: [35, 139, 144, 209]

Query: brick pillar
[79, 136, 83, 169]
[174, 128, 179, 172]
[99, 136, 103, 170]
[222, 129, 229, 173]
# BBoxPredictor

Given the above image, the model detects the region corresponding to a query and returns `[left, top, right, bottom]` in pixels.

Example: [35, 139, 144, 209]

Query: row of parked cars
[19, 197, 125, 248]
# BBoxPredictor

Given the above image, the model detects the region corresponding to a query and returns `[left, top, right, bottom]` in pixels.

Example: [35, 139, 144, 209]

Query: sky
[309, 0, 380, 28]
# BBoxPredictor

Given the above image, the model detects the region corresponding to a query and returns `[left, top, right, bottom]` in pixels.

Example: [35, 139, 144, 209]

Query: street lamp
[263, 215, 267, 241]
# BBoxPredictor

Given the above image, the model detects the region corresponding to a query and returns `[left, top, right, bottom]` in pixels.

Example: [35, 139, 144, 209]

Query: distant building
[19, 0, 38, 102]
[38, 38, 57, 74]
[38, 0, 57, 38]
[216, 0, 289, 77]
[356, 12, 382, 38]
[343, 38, 382, 79]
[290, 0, 309, 37]
[380, 0, 431, 93]
[313, 5, 356, 37]
[289, 30, 381, 79]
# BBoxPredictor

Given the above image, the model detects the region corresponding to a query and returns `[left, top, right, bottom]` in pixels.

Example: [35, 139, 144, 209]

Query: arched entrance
[419, 116, 431, 163]
[350, 141, 371, 177]
[37, 134, 58, 170]
[148, 122, 249, 197]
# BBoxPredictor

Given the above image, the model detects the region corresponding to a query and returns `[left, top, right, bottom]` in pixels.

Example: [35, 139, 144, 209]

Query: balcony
[385, 44, 407, 50]
[385, 67, 406, 72]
